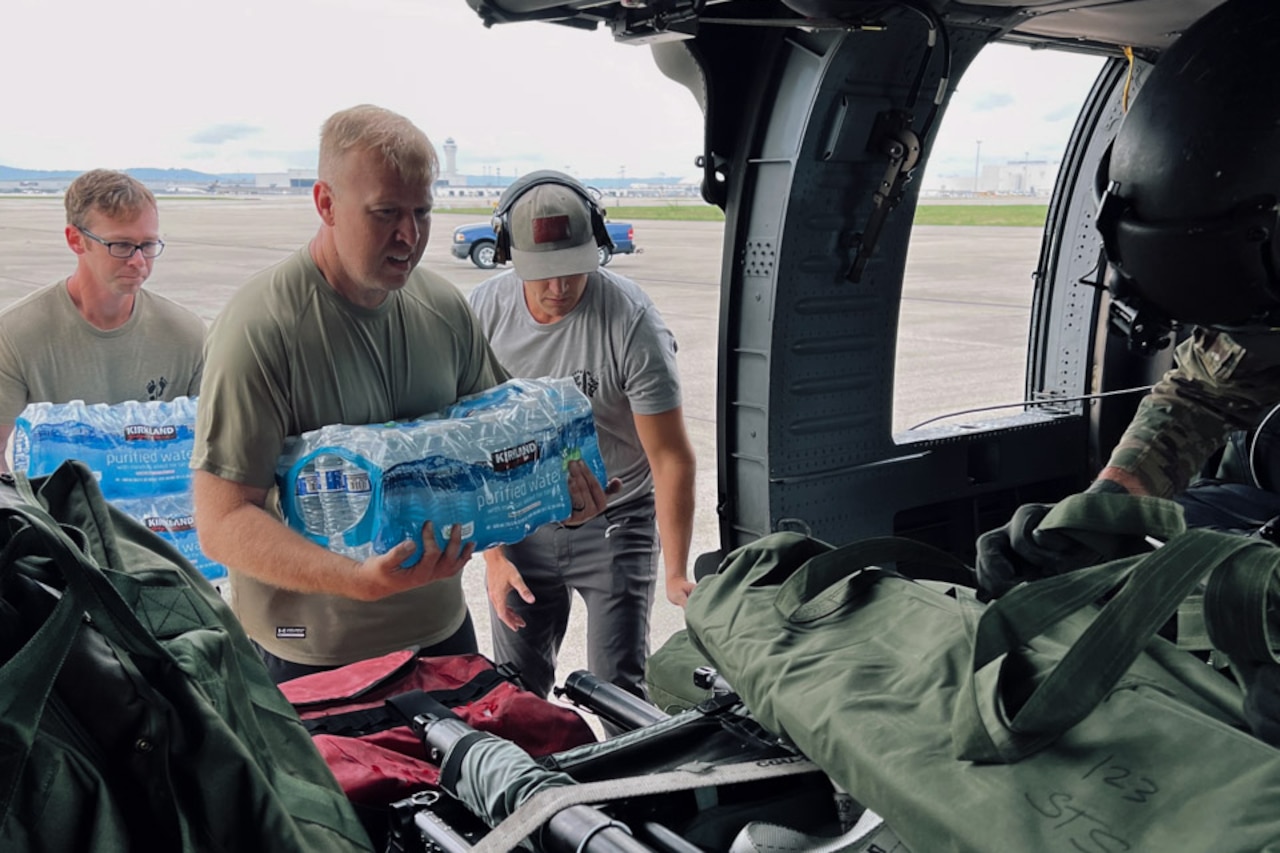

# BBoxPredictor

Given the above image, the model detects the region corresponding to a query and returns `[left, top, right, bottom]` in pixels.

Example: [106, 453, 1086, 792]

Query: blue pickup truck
[451, 220, 638, 270]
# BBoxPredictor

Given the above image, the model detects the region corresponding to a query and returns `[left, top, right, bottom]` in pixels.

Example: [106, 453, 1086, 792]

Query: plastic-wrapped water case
[276, 377, 608, 564]
[10, 397, 224, 582]
[113, 492, 228, 583]
[13, 397, 197, 498]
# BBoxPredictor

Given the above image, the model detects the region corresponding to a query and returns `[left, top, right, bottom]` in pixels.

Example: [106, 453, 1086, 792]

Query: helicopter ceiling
[465, 0, 1224, 56]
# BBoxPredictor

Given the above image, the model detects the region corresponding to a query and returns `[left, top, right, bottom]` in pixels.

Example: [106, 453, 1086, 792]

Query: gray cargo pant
[489, 494, 658, 702]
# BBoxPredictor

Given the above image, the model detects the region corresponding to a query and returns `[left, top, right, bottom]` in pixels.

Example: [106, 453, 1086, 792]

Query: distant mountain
[2, 164, 691, 186]
[0, 166, 81, 181]
[126, 168, 255, 184]
[0, 165, 255, 183]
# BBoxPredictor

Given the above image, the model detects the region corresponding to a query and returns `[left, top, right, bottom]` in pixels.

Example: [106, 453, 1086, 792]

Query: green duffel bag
[686, 509, 1280, 852]
[0, 461, 374, 852]
[645, 628, 715, 713]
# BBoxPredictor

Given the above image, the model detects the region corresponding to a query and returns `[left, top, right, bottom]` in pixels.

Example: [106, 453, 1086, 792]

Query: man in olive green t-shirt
[0, 169, 205, 470]
[191, 105, 612, 682]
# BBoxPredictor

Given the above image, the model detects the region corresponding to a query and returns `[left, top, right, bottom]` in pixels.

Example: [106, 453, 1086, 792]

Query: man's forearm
[194, 473, 363, 598]
[0, 424, 14, 475]
[1104, 330, 1280, 497]
[200, 500, 364, 596]
[651, 458, 696, 583]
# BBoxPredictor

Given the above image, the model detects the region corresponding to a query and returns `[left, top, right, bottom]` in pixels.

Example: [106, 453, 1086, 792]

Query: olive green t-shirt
[192, 247, 507, 665]
[0, 281, 205, 423]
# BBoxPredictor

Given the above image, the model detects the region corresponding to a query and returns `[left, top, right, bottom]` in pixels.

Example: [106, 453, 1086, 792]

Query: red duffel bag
[279, 649, 598, 806]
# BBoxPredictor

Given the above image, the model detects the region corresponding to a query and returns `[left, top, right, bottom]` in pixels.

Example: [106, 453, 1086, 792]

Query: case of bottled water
[13, 397, 198, 499]
[10, 396, 226, 582]
[276, 377, 608, 564]
[113, 492, 228, 583]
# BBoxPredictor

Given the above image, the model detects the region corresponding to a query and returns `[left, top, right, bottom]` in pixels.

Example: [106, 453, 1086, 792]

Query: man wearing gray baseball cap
[469, 171, 697, 716]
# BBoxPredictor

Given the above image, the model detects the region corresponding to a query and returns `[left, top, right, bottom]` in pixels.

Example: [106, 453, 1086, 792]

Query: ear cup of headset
[491, 211, 511, 265]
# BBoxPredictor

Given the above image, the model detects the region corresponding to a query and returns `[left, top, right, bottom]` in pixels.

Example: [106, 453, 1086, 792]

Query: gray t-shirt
[193, 247, 508, 666]
[468, 267, 682, 507]
[0, 280, 205, 423]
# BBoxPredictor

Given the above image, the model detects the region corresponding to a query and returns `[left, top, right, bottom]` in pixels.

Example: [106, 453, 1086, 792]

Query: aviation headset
[491, 170, 615, 266]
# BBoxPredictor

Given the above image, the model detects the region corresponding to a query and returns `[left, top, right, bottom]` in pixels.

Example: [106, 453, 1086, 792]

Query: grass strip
[435, 202, 1050, 226]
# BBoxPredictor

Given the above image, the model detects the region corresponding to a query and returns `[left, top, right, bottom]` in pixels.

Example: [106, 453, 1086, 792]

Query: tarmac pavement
[0, 195, 1042, 708]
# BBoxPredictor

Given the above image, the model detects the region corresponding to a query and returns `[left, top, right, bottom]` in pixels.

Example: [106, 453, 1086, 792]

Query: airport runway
[0, 195, 1042, 704]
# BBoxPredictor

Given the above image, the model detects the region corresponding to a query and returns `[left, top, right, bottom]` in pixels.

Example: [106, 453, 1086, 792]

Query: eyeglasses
[77, 226, 165, 259]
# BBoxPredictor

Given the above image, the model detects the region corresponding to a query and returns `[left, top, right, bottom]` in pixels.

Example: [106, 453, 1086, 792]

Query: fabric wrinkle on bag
[0, 460, 374, 852]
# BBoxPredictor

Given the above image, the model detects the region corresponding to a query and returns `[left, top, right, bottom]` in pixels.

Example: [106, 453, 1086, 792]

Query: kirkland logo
[491, 440, 540, 472]
[124, 424, 178, 442]
[144, 515, 196, 533]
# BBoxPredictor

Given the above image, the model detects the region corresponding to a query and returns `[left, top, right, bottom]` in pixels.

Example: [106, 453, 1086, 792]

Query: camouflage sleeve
[1103, 328, 1280, 497]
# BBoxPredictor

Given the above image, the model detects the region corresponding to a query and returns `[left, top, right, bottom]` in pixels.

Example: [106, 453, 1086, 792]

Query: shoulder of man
[0, 281, 67, 324]
[1175, 327, 1280, 394]
[593, 268, 658, 314]
[399, 268, 500, 345]
[467, 269, 521, 309]
[224, 246, 308, 302]
[1206, 328, 1280, 372]
[400, 265, 475, 312]
[595, 269, 674, 343]
[137, 288, 207, 333]
[204, 249, 316, 346]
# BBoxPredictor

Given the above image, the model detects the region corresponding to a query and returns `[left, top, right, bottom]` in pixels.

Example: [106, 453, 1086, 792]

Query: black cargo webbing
[303, 668, 507, 737]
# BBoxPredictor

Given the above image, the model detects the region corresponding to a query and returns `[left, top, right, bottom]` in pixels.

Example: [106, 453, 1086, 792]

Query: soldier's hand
[352, 521, 474, 600]
[485, 548, 533, 632]
[974, 492, 1165, 601]
[973, 503, 1057, 600]
[666, 575, 696, 607]
[564, 459, 621, 526]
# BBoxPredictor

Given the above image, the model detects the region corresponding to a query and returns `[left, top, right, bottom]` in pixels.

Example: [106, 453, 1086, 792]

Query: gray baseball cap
[509, 183, 601, 281]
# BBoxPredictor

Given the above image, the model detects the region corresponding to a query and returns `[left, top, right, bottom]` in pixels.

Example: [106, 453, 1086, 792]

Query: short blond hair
[64, 169, 156, 227]
[318, 104, 438, 190]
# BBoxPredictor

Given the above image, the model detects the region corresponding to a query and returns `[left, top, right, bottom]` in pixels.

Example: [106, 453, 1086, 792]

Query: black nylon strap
[385, 690, 460, 732]
[302, 667, 508, 736]
[439, 732, 488, 795]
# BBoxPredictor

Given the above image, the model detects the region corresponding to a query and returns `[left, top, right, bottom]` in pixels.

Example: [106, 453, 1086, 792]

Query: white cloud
[3, 0, 705, 178]
[923, 43, 1105, 181]
[3, 4, 1101, 182]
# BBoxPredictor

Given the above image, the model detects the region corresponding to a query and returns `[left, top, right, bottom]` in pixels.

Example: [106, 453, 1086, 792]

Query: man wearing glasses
[0, 169, 205, 470]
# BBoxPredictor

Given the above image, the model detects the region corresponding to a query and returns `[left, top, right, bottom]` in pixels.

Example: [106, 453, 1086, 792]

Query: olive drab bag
[685, 502, 1280, 853]
[0, 461, 374, 852]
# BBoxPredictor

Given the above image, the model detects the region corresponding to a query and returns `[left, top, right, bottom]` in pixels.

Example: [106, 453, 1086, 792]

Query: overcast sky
[4, 0, 1103, 182]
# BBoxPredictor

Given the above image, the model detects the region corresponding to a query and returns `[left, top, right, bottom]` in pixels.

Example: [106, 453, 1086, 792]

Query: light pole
[973, 140, 982, 195]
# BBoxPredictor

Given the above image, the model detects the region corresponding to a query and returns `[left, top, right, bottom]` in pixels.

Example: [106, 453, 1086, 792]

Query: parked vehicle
[451, 220, 638, 270]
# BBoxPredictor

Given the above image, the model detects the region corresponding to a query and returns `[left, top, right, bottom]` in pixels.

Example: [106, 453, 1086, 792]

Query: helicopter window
[893, 43, 1104, 436]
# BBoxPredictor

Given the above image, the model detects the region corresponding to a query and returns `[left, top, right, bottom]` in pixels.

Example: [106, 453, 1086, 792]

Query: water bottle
[343, 466, 373, 529]
[9, 403, 37, 472]
[313, 453, 355, 534]
[294, 463, 327, 535]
